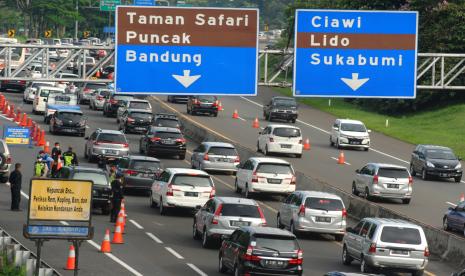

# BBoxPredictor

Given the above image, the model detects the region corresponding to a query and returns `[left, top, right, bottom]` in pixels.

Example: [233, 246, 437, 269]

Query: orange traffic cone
[96, 70, 101, 78]
[64, 245, 76, 270]
[14, 110, 21, 123]
[252, 117, 259, 129]
[218, 101, 223, 111]
[121, 201, 127, 221]
[111, 224, 124, 244]
[232, 109, 239, 119]
[0, 96, 4, 109]
[8, 104, 15, 118]
[44, 141, 50, 153]
[100, 229, 112, 253]
[37, 130, 46, 147]
[27, 118, 33, 127]
[303, 138, 311, 150]
[2, 102, 8, 114]
[460, 193, 464, 202]
[34, 127, 40, 142]
[20, 113, 27, 126]
[337, 151, 345, 165]
[116, 211, 125, 234]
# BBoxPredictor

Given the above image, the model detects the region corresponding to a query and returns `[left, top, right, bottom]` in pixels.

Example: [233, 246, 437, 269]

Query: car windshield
[273, 99, 296, 107]
[154, 118, 180, 128]
[97, 133, 126, 143]
[114, 95, 133, 102]
[207, 147, 237, 156]
[129, 102, 150, 109]
[48, 95, 72, 105]
[73, 172, 108, 186]
[32, 83, 53, 89]
[39, 89, 58, 97]
[254, 236, 299, 252]
[58, 112, 82, 121]
[98, 90, 111, 97]
[256, 163, 293, 174]
[273, 128, 301, 137]
[130, 112, 152, 120]
[378, 168, 410, 178]
[426, 149, 456, 160]
[172, 175, 212, 187]
[220, 204, 260, 218]
[130, 160, 160, 171]
[198, 96, 217, 102]
[86, 83, 106, 90]
[305, 197, 344, 211]
[154, 131, 182, 139]
[380, 226, 422, 245]
[340, 123, 366, 132]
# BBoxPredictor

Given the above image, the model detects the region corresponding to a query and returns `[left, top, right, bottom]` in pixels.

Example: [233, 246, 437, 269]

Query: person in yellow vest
[34, 158, 47, 178]
[62, 147, 78, 167]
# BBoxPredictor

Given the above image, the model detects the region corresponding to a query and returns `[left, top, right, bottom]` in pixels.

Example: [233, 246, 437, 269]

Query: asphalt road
[0, 90, 456, 276]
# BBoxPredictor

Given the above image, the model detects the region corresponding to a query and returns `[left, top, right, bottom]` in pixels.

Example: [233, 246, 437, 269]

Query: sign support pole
[73, 240, 82, 276]
[34, 239, 44, 276]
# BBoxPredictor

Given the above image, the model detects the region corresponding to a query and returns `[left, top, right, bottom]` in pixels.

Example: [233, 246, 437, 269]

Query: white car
[257, 124, 303, 158]
[149, 168, 216, 215]
[32, 86, 65, 114]
[44, 93, 78, 123]
[117, 99, 152, 123]
[235, 157, 296, 198]
[330, 119, 371, 151]
[23, 82, 55, 104]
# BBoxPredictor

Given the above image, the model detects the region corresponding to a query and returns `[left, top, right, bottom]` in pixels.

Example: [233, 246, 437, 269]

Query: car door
[449, 202, 465, 230]
[223, 230, 242, 267]
[289, 193, 302, 226]
[237, 160, 251, 188]
[417, 147, 427, 171]
[279, 193, 295, 227]
[331, 121, 340, 143]
[259, 127, 270, 151]
[356, 221, 372, 257]
[355, 165, 369, 190]
[192, 144, 206, 168]
[346, 220, 365, 257]
[154, 171, 170, 202]
[197, 199, 213, 233]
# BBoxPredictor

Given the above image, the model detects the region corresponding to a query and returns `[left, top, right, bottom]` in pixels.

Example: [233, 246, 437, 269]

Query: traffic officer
[109, 165, 117, 183]
[9, 163, 22, 211]
[51, 142, 61, 161]
[34, 158, 47, 177]
[110, 172, 124, 223]
[62, 146, 78, 167]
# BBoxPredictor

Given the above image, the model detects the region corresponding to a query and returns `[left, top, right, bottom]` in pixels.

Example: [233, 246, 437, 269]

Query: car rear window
[220, 204, 260, 218]
[378, 168, 410, 178]
[97, 133, 127, 144]
[86, 83, 106, 90]
[154, 118, 180, 128]
[273, 128, 301, 137]
[33, 83, 53, 89]
[58, 112, 82, 121]
[129, 102, 150, 109]
[198, 96, 217, 102]
[256, 163, 293, 174]
[208, 147, 237, 156]
[130, 160, 160, 171]
[39, 89, 54, 97]
[130, 112, 153, 120]
[98, 90, 110, 97]
[154, 131, 182, 139]
[305, 197, 344, 211]
[254, 236, 299, 252]
[172, 175, 212, 187]
[114, 95, 133, 101]
[380, 226, 422, 245]
[73, 172, 108, 186]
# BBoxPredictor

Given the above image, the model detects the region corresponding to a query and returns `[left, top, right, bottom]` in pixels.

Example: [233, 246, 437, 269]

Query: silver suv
[190, 142, 240, 174]
[193, 197, 267, 248]
[84, 129, 129, 162]
[342, 218, 429, 275]
[277, 191, 346, 241]
[0, 140, 11, 183]
[352, 163, 413, 204]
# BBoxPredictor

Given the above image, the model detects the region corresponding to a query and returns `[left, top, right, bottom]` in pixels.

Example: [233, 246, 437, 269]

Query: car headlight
[455, 163, 462, 169]
[272, 109, 279, 112]
[426, 161, 435, 168]
[340, 134, 349, 139]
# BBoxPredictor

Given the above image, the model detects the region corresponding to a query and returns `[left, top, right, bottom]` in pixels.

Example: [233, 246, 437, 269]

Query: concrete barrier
[149, 96, 465, 269]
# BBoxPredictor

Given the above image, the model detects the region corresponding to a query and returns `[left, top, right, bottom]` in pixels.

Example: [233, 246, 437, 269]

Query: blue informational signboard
[115, 6, 259, 95]
[134, 0, 155, 6]
[293, 10, 418, 98]
[27, 226, 89, 237]
[4, 126, 30, 145]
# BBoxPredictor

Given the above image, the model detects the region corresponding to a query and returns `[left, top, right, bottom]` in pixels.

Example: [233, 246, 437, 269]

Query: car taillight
[97, 96, 103, 100]
[373, 175, 379, 185]
[243, 246, 260, 262]
[19, 80, 26, 85]
[110, 99, 117, 104]
[424, 247, 430, 257]
[175, 138, 186, 144]
[290, 175, 296, 185]
[288, 249, 303, 265]
[6, 155, 11, 164]
[408, 176, 413, 186]
[211, 203, 222, 224]
[122, 143, 129, 148]
[252, 171, 258, 182]
[257, 206, 267, 226]
[125, 170, 137, 176]
[234, 156, 240, 163]
[127, 117, 135, 123]
[368, 243, 377, 253]
[151, 137, 161, 142]
[166, 184, 177, 196]
[298, 204, 306, 217]
[93, 141, 101, 146]
[203, 154, 209, 161]
[212, 100, 219, 107]
[83, 88, 91, 93]
[193, 99, 200, 105]
[342, 208, 347, 219]
[209, 186, 216, 199]
[269, 137, 274, 142]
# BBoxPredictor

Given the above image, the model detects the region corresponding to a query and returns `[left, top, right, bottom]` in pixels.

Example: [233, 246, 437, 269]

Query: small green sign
[100, 0, 121, 11]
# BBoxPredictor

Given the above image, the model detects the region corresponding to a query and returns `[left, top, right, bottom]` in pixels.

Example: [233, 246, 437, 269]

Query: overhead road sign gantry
[293, 10, 418, 98]
[115, 6, 259, 95]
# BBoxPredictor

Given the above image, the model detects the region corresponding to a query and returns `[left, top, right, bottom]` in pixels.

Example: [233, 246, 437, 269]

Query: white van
[32, 87, 65, 114]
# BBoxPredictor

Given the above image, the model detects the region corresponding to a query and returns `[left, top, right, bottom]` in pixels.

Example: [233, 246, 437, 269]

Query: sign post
[115, 6, 259, 95]
[293, 10, 418, 98]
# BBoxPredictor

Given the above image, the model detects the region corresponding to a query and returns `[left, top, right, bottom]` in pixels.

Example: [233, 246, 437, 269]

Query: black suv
[117, 155, 162, 193]
[49, 110, 87, 136]
[56, 166, 112, 214]
[153, 113, 182, 129]
[187, 95, 219, 116]
[139, 127, 186, 159]
[410, 145, 462, 182]
[219, 227, 303, 276]
[119, 108, 153, 133]
[103, 94, 134, 117]
[263, 97, 298, 123]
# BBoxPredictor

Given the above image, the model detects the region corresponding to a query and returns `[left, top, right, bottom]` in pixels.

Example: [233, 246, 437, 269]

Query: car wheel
[263, 145, 269, 156]
[421, 169, 429, 180]
[202, 228, 211, 248]
[463, 224, 465, 237]
[159, 197, 166, 215]
[84, 147, 88, 159]
[363, 147, 369, 151]
[443, 217, 450, 231]
[0, 175, 8, 184]
[116, 118, 120, 123]
[179, 154, 186, 160]
[352, 182, 359, 196]
[342, 246, 353, 265]
[187, 106, 191, 114]
[268, 113, 273, 122]
[139, 141, 144, 154]
[360, 256, 372, 273]
[233, 265, 240, 276]
[410, 163, 416, 176]
[455, 176, 462, 183]
[256, 141, 261, 153]
[149, 192, 157, 208]
[277, 214, 284, 229]
[412, 269, 424, 276]
[212, 112, 218, 117]
[330, 136, 334, 147]
[364, 187, 371, 201]
[296, 154, 302, 158]
[336, 139, 342, 149]
[218, 255, 227, 273]
[335, 234, 344, 242]
[244, 184, 251, 198]
[402, 198, 411, 204]
[290, 221, 299, 237]
[291, 119, 296, 123]
[234, 178, 242, 193]
[192, 220, 201, 240]
[264, 113, 269, 120]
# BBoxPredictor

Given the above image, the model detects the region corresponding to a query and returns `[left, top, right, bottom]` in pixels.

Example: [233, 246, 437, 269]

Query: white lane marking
[165, 247, 184, 259]
[129, 219, 144, 229]
[187, 263, 208, 276]
[256, 200, 278, 214]
[330, 157, 351, 166]
[153, 221, 164, 227]
[446, 202, 458, 207]
[0, 115, 13, 121]
[238, 117, 246, 122]
[146, 232, 163, 244]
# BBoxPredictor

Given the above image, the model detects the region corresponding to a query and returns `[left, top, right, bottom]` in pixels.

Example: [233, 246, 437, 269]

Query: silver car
[190, 142, 240, 173]
[342, 218, 429, 276]
[352, 163, 413, 204]
[277, 191, 346, 241]
[0, 140, 12, 183]
[89, 89, 111, 110]
[193, 197, 267, 248]
[84, 129, 129, 161]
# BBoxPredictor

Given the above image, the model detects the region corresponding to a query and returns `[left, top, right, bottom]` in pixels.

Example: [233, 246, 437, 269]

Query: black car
[49, 110, 87, 136]
[117, 155, 161, 193]
[0, 80, 27, 92]
[410, 145, 462, 182]
[103, 94, 134, 117]
[263, 96, 298, 123]
[119, 108, 153, 133]
[56, 166, 112, 215]
[139, 126, 186, 160]
[187, 95, 219, 116]
[100, 65, 114, 79]
[153, 113, 182, 129]
[167, 95, 189, 104]
[219, 227, 303, 276]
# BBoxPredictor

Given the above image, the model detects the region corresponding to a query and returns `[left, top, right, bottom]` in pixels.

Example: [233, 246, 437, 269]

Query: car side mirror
[355, 169, 360, 174]
[258, 131, 262, 135]
[458, 156, 462, 161]
[367, 129, 372, 133]
[220, 234, 229, 241]
[236, 164, 242, 169]
[448, 206, 455, 211]
[43, 99, 47, 102]
[346, 227, 353, 233]
[332, 127, 339, 131]
[84, 137, 89, 140]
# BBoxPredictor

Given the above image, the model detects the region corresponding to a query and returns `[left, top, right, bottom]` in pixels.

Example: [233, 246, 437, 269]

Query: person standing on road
[51, 142, 61, 161]
[62, 146, 78, 167]
[9, 163, 22, 211]
[110, 172, 124, 223]
[109, 164, 117, 183]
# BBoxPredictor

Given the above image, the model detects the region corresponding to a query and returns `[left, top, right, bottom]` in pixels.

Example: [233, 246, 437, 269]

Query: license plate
[184, 192, 198, 197]
[440, 173, 450, 177]
[391, 250, 409, 255]
[105, 150, 116, 154]
[217, 158, 229, 162]
[162, 139, 175, 145]
[231, 221, 249, 227]
[135, 127, 146, 130]
[281, 144, 292, 148]
[141, 173, 151, 178]
[315, 216, 331, 223]
[387, 184, 399, 189]
[350, 141, 361, 145]
[263, 260, 285, 268]
[267, 178, 282, 184]
[62, 129, 74, 132]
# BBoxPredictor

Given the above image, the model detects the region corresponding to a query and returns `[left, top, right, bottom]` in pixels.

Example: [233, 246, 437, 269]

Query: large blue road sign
[115, 6, 259, 95]
[293, 10, 418, 98]
[134, 0, 155, 6]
